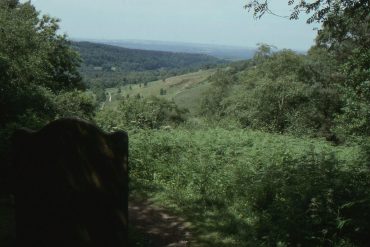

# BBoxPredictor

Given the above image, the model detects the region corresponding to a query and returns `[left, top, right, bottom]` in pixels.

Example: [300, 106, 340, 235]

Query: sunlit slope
[106, 69, 216, 114]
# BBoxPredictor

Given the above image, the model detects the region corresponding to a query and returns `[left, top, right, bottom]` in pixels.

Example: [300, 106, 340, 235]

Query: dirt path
[129, 198, 193, 247]
[100, 92, 112, 110]
[108, 92, 112, 102]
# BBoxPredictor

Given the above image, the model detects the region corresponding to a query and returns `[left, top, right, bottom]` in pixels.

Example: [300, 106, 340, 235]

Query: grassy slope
[106, 69, 216, 114]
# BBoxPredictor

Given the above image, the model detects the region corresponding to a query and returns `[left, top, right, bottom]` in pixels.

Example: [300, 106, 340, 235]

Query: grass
[129, 127, 361, 246]
[173, 80, 212, 115]
[105, 69, 216, 113]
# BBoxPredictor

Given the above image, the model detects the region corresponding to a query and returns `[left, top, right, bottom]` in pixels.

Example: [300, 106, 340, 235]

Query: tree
[90, 81, 106, 103]
[245, 0, 369, 24]
[0, 1, 95, 168]
[252, 43, 276, 64]
[160, 88, 167, 95]
[0, 1, 85, 127]
[245, 1, 370, 137]
[96, 96, 188, 130]
[54, 90, 96, 120]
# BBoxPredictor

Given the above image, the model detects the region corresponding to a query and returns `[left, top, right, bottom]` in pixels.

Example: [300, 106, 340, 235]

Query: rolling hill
[73, 41, 224, 71]
[72, 41, 226, 88]
[105, 69, 217, 114]
[85, 39, 256, 60]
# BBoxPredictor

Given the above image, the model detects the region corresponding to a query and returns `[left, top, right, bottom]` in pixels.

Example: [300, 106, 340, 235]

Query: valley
[1, 1, 369, 246]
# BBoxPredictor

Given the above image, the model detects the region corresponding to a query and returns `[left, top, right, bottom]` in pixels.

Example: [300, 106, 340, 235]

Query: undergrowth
[129, 128, 369, 246]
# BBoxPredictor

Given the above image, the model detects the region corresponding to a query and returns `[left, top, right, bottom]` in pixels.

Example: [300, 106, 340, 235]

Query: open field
[105, 69, 216, 114]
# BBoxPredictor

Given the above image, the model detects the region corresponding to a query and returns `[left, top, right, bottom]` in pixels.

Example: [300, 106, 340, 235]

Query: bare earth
[129, 198, 193, 247]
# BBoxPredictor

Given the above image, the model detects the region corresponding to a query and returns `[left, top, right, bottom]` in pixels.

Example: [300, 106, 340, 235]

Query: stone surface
[12, 118, 128, 247]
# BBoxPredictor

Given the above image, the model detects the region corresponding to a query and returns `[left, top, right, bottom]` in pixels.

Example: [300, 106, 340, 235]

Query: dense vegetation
[201, 47, 342, 140]
[74, 41, 224, 92]
[126, 128, 368, 246]
[1, 0, 370, 246]
[0, 1, 96, 244]
[244, 0, 370, 139]
[0, 1, 96, 166]
[96, 96, 188, 130]
[202, 1, 370, 142]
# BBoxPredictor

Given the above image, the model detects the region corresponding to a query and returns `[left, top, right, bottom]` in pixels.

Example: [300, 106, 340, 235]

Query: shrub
[243, 151, 370, 246]
[96, 96, 188, 131]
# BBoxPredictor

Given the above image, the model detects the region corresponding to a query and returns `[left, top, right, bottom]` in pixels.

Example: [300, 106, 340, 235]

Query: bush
[202, 49, 342, 139]
[244, 151, 370, 246]
[96, 96, 188, 131]
[53, 90, 97, 120]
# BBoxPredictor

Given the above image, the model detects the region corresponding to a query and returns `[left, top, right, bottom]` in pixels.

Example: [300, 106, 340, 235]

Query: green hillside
[2, 1, 370, 247]
[73, 41, 222, 71]
[105, 69, 216, 114]
[72, 42, 225, 88]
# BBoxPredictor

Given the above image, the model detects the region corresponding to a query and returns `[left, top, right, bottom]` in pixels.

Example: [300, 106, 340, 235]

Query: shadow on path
[129, 198, 193, 247]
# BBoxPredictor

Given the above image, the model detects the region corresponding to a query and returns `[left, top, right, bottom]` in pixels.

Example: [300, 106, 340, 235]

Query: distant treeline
[73, 41, 226, 89]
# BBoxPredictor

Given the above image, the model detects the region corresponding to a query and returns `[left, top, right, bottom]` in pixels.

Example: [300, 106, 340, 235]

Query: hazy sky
[28, 0, 319, 50]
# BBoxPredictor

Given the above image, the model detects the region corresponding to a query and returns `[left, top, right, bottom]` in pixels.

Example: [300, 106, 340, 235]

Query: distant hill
[72, 41, 226, 88]
[73, 39, 256, 60]
[73, 41, 224, 71]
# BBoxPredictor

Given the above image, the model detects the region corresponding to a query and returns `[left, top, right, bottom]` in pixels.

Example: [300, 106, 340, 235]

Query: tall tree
[0, 0, 96, 175]
[0, 0, 84, 126]
[245, 0, 370, 137]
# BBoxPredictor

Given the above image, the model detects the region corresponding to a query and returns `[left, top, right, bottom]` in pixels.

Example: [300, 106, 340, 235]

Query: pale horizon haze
[27, 0, 319, 51]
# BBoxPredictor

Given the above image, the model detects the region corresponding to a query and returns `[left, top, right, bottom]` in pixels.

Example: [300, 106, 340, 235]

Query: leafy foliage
[243, 1, 370, 139]
[0, 1, 88, 127]
[96, 96, 188, 131]
[245, 151, 370, 246]
[53, 90, 96, 120]
[202, 48, 342, 139]
[0, 1, 95, 174]
[127, 127, 368, 246]
[1, 1, 369, 246]
[245, 0, 368, 24]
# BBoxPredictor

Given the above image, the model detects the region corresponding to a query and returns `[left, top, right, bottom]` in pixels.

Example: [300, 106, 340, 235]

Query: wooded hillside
[73, 41, 225, 90]
[73, 41, 223, 71]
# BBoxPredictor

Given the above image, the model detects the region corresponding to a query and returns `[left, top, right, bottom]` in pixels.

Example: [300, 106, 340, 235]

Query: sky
[28, 0, 320, 50]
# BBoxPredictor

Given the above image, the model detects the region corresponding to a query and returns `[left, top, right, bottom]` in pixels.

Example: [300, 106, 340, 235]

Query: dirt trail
[129, 198, 193, 247]
[108, 92, 112, 102]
